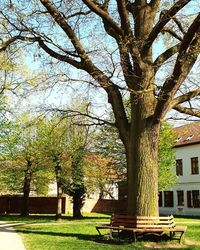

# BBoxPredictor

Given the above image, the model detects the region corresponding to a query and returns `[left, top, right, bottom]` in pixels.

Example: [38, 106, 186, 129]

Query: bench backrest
[110, 214, 175, 229]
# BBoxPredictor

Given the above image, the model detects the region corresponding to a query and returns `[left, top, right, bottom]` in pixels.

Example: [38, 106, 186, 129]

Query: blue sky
[7, 0, 200, 127]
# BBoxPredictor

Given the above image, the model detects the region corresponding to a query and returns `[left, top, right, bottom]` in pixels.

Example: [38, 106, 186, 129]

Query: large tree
[1, 0, 200, 216]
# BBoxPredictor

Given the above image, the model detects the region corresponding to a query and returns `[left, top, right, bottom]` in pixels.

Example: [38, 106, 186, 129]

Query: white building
[159, 122, 200, 216]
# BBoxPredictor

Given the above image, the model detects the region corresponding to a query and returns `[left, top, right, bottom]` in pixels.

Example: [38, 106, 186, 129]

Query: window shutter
[187, 191, 192, 207]
[159, 192, 162, 207]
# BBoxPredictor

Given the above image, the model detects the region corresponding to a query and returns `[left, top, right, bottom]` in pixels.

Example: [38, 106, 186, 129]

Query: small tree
[62, 123, 90, 219]
[36, 117, 71, 221]
[68, 146, 86, 218]
[0, 116, 53, 216]
[84, 154, 116, 199]
[37, 111, 91, 219]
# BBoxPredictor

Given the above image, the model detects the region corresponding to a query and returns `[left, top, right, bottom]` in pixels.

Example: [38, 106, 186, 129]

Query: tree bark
[55, 181, 63, 221]
[72, 190, 84, 219]
[21, 160, 32, 216]
[125, 93, 160, 216]
[71, 147, 85, 219]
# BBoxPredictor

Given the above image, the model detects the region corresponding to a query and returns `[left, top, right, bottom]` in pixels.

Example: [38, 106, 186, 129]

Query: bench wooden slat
[111, 215, 174, 220]
[96, 225, 187, 234]
[111, 219, 174, 225]
[96, 215, 187, 244]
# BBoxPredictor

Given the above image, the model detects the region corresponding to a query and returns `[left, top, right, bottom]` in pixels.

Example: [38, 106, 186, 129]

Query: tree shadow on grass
[17, 229, 118, 243]
[16, 228, 133, 246]
[15, 228, 199, 249]
[0, 213, 110, 222]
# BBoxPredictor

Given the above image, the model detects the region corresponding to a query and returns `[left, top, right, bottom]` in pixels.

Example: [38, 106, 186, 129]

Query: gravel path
[0, 222, 26, 250]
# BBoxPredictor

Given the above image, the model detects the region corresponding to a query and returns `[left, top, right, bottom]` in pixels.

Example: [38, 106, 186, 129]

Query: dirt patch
[185, 239, 199, 246]
[143, 239, 200, 249]
[144, 243, 186, 249]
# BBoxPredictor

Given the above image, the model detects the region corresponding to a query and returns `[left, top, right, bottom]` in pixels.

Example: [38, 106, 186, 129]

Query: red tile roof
[174, 122, 200, 147]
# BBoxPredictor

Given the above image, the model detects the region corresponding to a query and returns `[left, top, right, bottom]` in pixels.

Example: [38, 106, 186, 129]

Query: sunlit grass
[1, 214, 200, 250]
[0, 212, 110, 224]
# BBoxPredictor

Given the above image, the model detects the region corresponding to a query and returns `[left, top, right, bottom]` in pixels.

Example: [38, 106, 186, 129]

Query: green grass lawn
[0, 212, 110, 224]
[1, 213, 200, 250]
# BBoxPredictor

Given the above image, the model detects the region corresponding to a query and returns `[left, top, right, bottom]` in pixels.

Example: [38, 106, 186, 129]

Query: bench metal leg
[170, 231, 173, 240]
[96, 228, 101, 236]
[133, 232, 137, 242]
[179, 232, 185, 244]
[170, 231, 176, 240]
[109, 229, 114, 239]
[170, 231, 185, 244]
[117, 230, 120, 241]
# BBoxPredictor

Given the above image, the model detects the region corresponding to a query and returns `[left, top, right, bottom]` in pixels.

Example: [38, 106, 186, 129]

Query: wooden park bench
[96, 214, 187, 243]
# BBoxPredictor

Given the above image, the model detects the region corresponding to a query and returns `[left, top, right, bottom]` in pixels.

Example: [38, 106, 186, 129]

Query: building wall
[176, 144, 200, 183]
[159, 143, 200, 216]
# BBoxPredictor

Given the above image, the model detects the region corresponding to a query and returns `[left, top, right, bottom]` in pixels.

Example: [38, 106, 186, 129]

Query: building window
[177, 191, 184, 206]
[159, 192, 162, 207]
[164, 191, 174, 207]
[176, 159, 183, 176]
[187, 190, 200, 208]
[191, 157, 199, 174]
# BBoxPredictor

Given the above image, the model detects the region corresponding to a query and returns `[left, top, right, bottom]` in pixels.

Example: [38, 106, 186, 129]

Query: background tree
[1, 0, 200, 216]
[36, 117, 73, 221]
[67, 145, 86, 218]
[38, 102, 92, 219]
[158, 122, 177, 192]
[85, 154, 118, 199]
[16, 116, 52, 216]
[0, 49, 46, 199]
[0, 120, 23, 194]
[61, 120, 91, 219]
[0, 115, 53, 216]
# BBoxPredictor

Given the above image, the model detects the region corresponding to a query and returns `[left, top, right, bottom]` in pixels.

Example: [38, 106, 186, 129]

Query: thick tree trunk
[126, 93, 160, 216]
[72, 190, 84, 219]
[126, 124, 160, 216]
[21, 162, 32, 216]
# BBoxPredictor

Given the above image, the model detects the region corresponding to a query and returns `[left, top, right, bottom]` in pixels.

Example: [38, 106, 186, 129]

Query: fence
[0, 196, 67, 214]
[0, 196, 126, 214]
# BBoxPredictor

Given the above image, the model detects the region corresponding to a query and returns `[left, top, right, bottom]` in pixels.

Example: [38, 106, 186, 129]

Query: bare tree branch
[40, 0, 88, 58]
[0, 35, 83, 68]
[116, 0, 132, 35]
[153, 13, 200, 121]
[172, 16, 186, 34]
[67, 10, 91, 19]
[171, 87, 200, 107]
[179, 14, 200, 53]
[38, 1, 130, 144]
[46, 107, 115, 126]
[161, 27, 183, 41]
[82, 0, 123, 35]
[144, 0, 191, 51]
[153, 43, 181, 71]
[173, 105, 200, 118]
